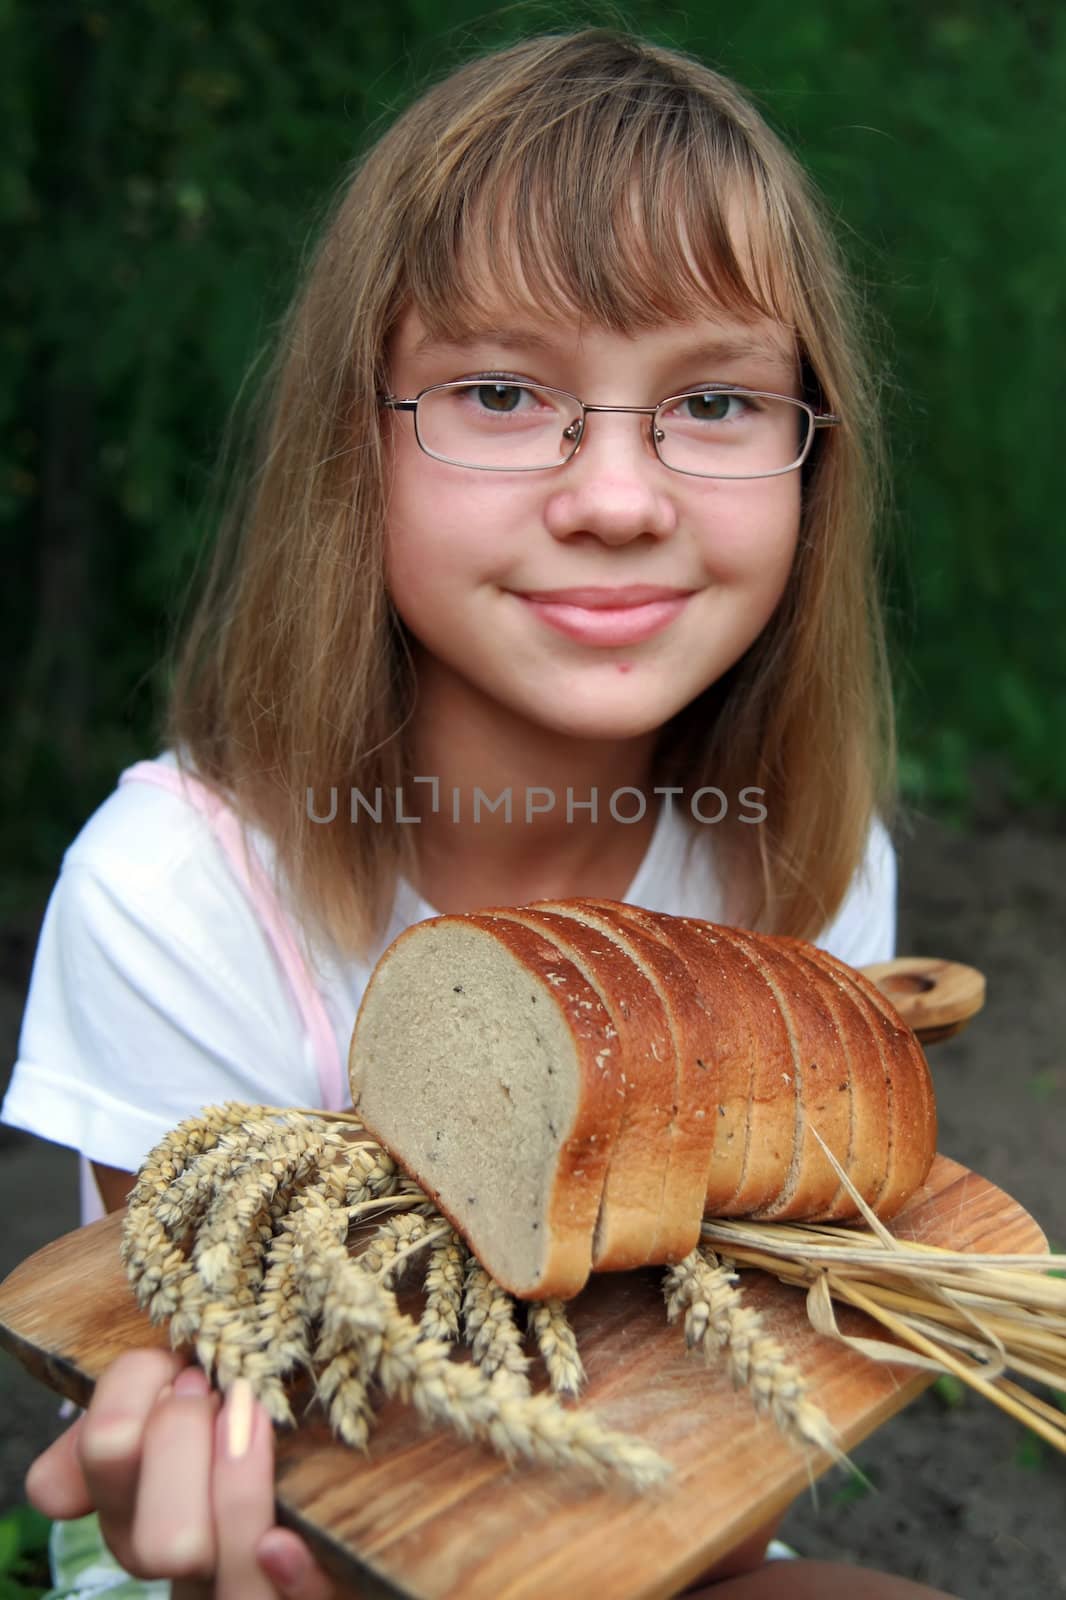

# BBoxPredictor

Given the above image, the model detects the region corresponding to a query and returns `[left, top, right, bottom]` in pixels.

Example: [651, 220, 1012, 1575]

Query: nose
[543, 410, 678, 547]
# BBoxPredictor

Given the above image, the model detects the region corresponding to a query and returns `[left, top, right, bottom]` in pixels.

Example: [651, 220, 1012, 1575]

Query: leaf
[0, 1517, 18, 1575]
[1014, 1432, 1046, 1471]
[933, 1374, 967, 1409]
[0, 1578, 48, 1600]
[831, 1466, 873, 1505]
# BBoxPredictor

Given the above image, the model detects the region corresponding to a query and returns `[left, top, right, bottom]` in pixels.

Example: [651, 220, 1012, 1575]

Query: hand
[25, 1348, 339, 1598]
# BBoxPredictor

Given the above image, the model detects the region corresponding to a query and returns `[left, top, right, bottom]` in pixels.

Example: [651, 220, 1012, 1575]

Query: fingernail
[173, 1366, 209, 1398]
[225, 1377, 255, 1459]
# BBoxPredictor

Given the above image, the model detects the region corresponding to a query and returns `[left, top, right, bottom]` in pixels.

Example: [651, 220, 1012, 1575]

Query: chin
[526, 699, 683, 745]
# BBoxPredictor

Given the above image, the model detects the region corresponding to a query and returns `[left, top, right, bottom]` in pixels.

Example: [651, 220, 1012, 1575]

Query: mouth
[515, 588, 694, 647]
[519, 585, 694, 609]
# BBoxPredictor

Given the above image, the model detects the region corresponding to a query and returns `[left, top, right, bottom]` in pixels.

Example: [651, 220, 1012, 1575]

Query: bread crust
[786, 942, 937, 1217]
[536, 898, 707, 1264]
[589, 905, 775, 1232]
[727, 933, 855, 1220]
[764, 938, 889, 1219]
[481, 904, 675, 1271]
[660, 919, 797, 1218]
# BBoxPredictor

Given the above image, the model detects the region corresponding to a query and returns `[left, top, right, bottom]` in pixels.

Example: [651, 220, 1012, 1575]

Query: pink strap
[118, 761, 345, 1110]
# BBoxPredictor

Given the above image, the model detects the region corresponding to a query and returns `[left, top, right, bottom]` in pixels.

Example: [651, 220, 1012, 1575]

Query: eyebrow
[412, 327, 796, 370]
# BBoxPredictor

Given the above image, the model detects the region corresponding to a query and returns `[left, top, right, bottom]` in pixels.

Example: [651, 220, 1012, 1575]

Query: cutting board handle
[859, 957, 986, 1044]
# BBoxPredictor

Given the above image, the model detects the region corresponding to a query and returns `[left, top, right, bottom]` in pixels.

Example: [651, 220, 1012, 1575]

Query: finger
[25, 1415, 94, 1519]
[126, 1364, 221, 1581]
[258, 1527, 339, 1600]
[212, 1378, 281, 1600]
[74, 1349, 188, 1557]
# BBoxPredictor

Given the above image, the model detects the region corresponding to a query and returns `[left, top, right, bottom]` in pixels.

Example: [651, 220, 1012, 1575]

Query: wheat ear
[528, 1300, 586, 1397]
[421, 1228, 468, 1342]
[462, 1257, 533, 1395]
[664, 1246, 841, 1461]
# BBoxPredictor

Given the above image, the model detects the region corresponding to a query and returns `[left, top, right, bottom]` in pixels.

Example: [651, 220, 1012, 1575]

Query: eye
[674, 390, 756, 424]
[462, 382, 533, 414]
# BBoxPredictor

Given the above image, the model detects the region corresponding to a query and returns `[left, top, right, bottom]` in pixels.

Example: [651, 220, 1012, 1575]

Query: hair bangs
[399, 75, 795, 341]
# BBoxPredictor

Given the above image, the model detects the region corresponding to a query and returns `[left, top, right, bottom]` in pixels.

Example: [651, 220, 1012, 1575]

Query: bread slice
[662, 919, 796, 1218]
[717, 934, 851, 1216]
[787, 942, 937, 1217]
[349, 911, 625, 1298]
[532, 898, 708, 1263]
[478, 904, 675, 1271]
[583, 904, 776, 1227]
[763, 937, 889, 1219]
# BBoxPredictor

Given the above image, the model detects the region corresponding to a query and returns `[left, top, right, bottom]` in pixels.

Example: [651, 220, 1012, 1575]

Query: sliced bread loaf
[349, 902, 938, 1296]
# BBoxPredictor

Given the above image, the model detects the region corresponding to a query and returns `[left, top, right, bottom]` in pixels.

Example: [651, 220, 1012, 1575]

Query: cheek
[697, 476, 801, 589]
[384, 457, 528, 598]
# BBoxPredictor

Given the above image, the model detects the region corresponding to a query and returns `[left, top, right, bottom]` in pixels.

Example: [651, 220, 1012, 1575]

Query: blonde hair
[167, 28, 896, 957]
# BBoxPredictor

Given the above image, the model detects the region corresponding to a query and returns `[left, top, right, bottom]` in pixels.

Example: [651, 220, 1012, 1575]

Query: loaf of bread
[348, 901, 937, 1300]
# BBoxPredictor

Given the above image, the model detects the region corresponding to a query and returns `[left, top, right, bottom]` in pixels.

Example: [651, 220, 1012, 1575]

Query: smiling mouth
[519, 585, 694, 609]
[517, 592, 692, 646]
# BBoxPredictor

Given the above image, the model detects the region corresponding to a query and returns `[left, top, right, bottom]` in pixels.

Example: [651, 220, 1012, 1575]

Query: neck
[402, 663, 663, 913]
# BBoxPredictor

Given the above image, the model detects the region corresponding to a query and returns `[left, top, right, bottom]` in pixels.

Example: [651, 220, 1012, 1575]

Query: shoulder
[3, 754, 328, 1169]
[65, 752, 237, 895]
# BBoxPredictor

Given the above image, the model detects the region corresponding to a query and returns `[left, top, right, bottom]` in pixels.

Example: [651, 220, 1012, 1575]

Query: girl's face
[382, 302, 803, 748]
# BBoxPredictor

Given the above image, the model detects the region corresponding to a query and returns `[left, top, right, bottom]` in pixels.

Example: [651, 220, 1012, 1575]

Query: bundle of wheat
[120, 1103, 838, 1489]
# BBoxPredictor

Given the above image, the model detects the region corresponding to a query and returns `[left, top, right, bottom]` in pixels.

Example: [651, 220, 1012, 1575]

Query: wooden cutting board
[0, 1153, 1046, 1600]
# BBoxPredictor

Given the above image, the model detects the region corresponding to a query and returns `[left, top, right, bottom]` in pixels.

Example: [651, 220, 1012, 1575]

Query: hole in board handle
[879, 972, 938, 999]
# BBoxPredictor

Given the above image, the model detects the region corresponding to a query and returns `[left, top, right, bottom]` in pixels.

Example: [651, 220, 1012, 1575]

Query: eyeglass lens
[414, 381, 811, 477]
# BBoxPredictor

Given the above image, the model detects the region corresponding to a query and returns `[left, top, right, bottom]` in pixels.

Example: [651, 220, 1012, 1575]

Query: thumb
[25, 1415, 95, 1520]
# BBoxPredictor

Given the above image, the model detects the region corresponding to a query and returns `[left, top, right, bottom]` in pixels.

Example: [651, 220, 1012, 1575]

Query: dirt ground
[1, 809, 1063, 1599]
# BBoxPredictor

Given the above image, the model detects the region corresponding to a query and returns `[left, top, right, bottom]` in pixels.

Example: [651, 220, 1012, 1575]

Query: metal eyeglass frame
[379, 379, 841, 480]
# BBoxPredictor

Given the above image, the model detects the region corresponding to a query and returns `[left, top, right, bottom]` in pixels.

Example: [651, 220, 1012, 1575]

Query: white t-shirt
[2, 751, 897, 1191]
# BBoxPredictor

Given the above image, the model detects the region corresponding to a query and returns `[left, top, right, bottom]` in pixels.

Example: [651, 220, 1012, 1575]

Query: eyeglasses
[380, 379, 840, 479]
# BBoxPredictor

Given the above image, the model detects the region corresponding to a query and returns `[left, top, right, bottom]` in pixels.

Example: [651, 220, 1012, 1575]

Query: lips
[516, 587, 693, 646]
[519, 585, 693, 609]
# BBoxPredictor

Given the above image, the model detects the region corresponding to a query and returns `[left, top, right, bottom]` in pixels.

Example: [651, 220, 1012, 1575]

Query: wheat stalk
[664, 1247, 841, 1462]
[699, 1132, 1066, 1456]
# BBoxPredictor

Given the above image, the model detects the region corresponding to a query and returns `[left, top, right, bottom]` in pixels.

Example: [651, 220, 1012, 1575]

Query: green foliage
[933, 1374, 968, 1409]
[3, 0, 1064, 896]
[831, 1465, 876, 1506]
[0, 1503, 51, 1599]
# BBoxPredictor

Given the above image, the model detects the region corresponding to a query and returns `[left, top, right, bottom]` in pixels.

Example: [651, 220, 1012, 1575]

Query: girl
[8, 27, 957, 1600]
